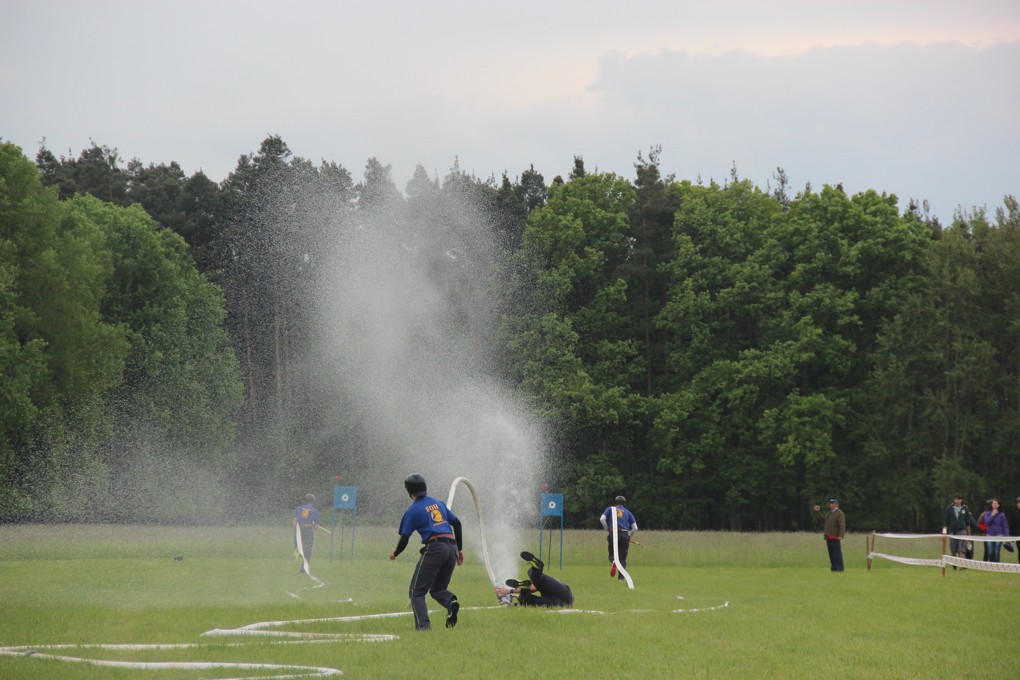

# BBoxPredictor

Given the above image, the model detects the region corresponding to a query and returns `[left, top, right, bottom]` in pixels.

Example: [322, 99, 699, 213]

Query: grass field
[1, 524, 1018, 679]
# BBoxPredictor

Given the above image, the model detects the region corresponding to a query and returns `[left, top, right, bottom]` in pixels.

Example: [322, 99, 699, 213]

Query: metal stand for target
[330, 485, 357, 563]
[538, 492, 564, 570]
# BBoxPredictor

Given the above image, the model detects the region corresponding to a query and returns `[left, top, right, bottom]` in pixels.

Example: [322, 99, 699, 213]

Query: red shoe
[610, 563, 617, 577]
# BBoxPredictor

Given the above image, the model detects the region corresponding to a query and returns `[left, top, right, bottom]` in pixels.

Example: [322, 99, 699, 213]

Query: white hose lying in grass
[1, 601, 728, 676]
[0, 643, 343, 678]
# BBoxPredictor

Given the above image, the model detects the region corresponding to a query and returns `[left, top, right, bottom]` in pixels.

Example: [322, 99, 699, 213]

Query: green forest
[1, 136, 1017, 531]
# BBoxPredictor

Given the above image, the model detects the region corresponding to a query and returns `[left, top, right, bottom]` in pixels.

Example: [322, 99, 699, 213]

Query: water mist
[315, 191, 549, 584]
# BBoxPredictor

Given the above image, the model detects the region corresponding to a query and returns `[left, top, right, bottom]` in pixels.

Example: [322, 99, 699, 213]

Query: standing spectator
[599, 495, 638, 580]
[1007, 497, 1020, 561]
[293, 493, 319, 574]
[979, 498, 1009, 563]
[813, 497, 846, 572]
[389, 473, 464, 631]
[942, 493, 978, 564]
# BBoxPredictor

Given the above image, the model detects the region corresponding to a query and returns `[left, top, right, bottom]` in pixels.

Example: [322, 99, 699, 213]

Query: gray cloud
[3, 2, 1017, 224]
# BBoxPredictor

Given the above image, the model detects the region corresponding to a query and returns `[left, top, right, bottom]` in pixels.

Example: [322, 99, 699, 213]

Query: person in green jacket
[942, 493, 978, 562]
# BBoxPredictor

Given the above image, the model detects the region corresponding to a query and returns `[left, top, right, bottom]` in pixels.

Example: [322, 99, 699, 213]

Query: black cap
[615, 495, 626, 504]
[828, 497, 839, 503]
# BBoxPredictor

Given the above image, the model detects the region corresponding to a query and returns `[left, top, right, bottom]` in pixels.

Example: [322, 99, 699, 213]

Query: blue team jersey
[603, 505, 636, 531]
[294, 504, 319, 526]
[399, 495, 458, 543]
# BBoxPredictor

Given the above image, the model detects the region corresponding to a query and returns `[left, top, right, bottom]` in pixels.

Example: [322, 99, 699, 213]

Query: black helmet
[615, 495, 626, 504]
[404, 473, 427, 496]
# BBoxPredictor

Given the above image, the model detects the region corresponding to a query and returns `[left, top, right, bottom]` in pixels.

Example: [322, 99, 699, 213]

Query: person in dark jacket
[494, 551, 574, 608]
[813, 497, 846, 572]
[942, 493, 978, 561]
[1007, 496, 1020, 561]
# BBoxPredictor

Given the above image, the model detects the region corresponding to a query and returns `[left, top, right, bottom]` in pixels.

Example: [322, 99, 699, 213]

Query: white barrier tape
[869, 551, 1020, 572]
[869, 552, 945, 567]
[874, 533, 1020, 543]
[942, 555, 1020, 573]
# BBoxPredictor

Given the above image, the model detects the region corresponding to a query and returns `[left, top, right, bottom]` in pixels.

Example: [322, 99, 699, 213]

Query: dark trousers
[825, 537, 844, 572]
[409, 538, 458, 630]
[607, 529, 631, 578]
[519, 563, 574, 607]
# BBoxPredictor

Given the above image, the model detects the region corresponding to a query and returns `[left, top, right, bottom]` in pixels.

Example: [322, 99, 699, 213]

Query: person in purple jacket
[979, 498, 1010, 563]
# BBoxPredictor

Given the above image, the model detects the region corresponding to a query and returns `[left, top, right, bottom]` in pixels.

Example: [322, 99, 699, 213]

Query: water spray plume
[313, 176, 549, 580]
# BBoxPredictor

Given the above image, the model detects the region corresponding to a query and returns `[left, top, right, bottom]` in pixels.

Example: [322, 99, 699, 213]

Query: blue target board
[541, 493, 563, 517]
[333, 486, 357, 510]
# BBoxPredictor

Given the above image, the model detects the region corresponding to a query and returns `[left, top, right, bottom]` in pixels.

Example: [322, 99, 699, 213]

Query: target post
[538, 489, 564, 570]
[330, 476, 357, 563]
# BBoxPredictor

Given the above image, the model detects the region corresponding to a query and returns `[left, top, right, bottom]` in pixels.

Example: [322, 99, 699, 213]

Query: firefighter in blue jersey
[389, 474, 464, 630]
[293, 494, 319, 573]
[600, 495, 638, 580]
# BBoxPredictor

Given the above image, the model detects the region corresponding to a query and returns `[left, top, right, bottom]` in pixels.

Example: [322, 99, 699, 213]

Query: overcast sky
[4, 0, 1019, 223]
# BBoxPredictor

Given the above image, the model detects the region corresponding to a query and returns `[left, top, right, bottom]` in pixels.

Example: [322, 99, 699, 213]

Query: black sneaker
[520, 551, 544, 570]
[505, 579, 532, 589]
[445, 600, 460, 628]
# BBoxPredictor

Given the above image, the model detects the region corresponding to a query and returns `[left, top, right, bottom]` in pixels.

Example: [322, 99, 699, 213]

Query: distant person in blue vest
[813, 497, 846, 572]
[293, 494, 319, 574]
[389, 473, 464, 631]
[600, 495, 638, 580]
[494, 550, 574, 607]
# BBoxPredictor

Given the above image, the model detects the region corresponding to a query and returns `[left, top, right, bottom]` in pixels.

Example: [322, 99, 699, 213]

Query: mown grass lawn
[1, 524, 1017, 679]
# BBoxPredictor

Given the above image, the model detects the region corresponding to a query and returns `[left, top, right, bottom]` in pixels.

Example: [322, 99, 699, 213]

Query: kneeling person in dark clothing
[495, 551, 574, 607]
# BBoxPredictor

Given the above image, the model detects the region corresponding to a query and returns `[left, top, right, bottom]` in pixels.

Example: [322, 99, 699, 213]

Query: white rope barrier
[943, 555, 1020, 573]
[868, 532, 1020, 574]
[868, 552, 945, 568]
[873, 532, 1020, 543]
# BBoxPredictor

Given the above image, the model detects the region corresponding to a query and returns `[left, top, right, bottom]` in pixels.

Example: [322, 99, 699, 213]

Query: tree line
[1, 136, 1017, 530]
